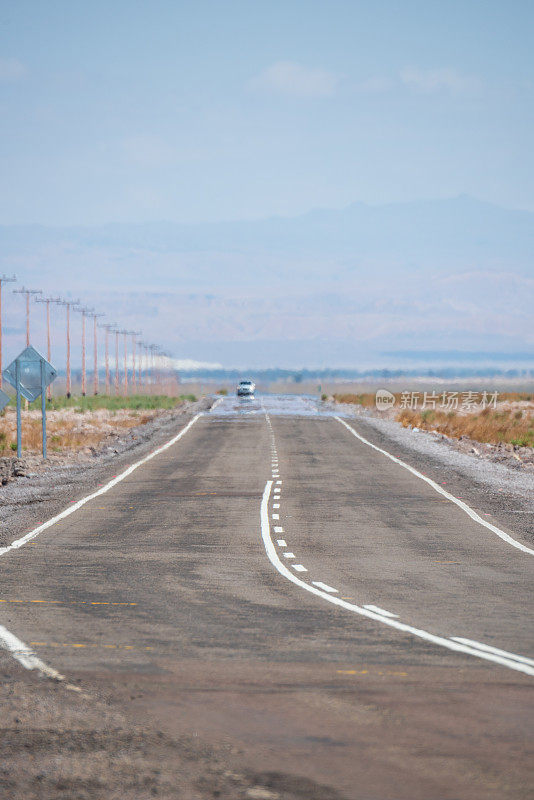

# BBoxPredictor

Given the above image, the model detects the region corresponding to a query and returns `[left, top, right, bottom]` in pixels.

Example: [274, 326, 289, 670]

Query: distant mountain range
[1, 196, 533, 369]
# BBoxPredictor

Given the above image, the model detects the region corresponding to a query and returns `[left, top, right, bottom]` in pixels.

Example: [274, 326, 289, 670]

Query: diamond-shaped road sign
[0, 387, 10, 412]
[3, 346, 57, 402]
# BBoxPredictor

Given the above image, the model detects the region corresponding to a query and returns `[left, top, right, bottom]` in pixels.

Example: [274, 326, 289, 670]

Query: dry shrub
[334, 391, 533, 407]
[0, 407, 159, 455]
[333, 393, 377, 407]
[397, 407, 534, 447]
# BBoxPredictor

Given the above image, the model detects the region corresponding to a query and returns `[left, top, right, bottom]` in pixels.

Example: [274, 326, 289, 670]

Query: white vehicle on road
[236, 379, 255, 397]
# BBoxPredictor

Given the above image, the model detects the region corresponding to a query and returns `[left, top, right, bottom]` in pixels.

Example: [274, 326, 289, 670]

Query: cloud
[400, 66, 480, 94]
[249, 61, 339, 97]
[0, 58, 27, 82]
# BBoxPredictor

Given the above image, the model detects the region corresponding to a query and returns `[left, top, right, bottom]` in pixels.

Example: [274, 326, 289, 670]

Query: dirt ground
[0, 405, 169, 464]
[329, 396, 534, 473]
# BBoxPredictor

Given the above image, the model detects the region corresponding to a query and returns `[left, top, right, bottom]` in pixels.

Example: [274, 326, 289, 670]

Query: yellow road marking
[30, 642, 154, 651]
[337, 669, 408, 677]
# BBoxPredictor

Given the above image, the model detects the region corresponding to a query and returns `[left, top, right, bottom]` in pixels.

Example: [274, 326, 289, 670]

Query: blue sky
[1, 0, 533, 225]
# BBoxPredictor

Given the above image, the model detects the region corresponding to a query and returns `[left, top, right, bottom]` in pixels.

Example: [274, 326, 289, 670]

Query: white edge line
[451, 637, 534, 667]
[0, 414, 201, 557]
[260, 481, 534, 677]
[363, 604, 398, 618]
[335, 416, 534, 556]
[0, 413, 201, 686]
[0, 623, 80, 689]
[312, 581, 338, 593]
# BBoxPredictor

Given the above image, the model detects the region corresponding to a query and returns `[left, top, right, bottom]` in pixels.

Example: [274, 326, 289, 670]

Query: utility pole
[129, 331, 141, 394]
[58, 298, 80, 397]
[90, 312, 105, 395]
[99, 323, 115, 395]
[141, 343, 148, 391]
[150, 345, 159, 392]
[160, 349, 166, 393]
[147, 345, 153, 390]
[138, 341, 146, 391]
[75, 306, 93, 396]
[13, 286, 42, 346]
[122, 330, 131, 396]
[35, 296, 61, 399]
[14, 286, 42, 408]
[0, 274, 16, 389]
[114, 329, 120, 396]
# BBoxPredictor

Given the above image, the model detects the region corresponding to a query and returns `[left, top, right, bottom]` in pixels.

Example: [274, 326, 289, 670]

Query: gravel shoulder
[0, 397, 213, 548]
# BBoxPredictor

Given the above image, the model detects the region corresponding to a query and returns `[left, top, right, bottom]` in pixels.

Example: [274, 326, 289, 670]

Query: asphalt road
[1, 395, 533, 800]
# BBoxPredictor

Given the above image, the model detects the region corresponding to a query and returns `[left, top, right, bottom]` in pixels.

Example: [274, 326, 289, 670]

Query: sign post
[15, 358, 21, 457]
[3, 346, 57, 459]
[41, 359, 47, 459]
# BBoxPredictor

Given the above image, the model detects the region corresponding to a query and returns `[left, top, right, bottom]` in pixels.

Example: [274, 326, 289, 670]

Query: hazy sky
[1, 0, 533, 225]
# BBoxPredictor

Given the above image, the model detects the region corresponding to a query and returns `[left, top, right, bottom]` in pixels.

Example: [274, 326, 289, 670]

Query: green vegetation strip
[5, 394, 197, 412]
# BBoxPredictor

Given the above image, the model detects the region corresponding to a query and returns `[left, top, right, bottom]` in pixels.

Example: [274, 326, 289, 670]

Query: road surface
[1, 395, 533, 800]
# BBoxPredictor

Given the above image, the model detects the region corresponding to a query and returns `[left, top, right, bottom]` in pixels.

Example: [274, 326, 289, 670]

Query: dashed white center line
[363, 604, 398, 618]
[260, 480, 534, 677]
[277, 539, 287, 547]
[273, 503, 280, 509]
[274, 526, 284, 533]
[272, 514, 279, 520]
